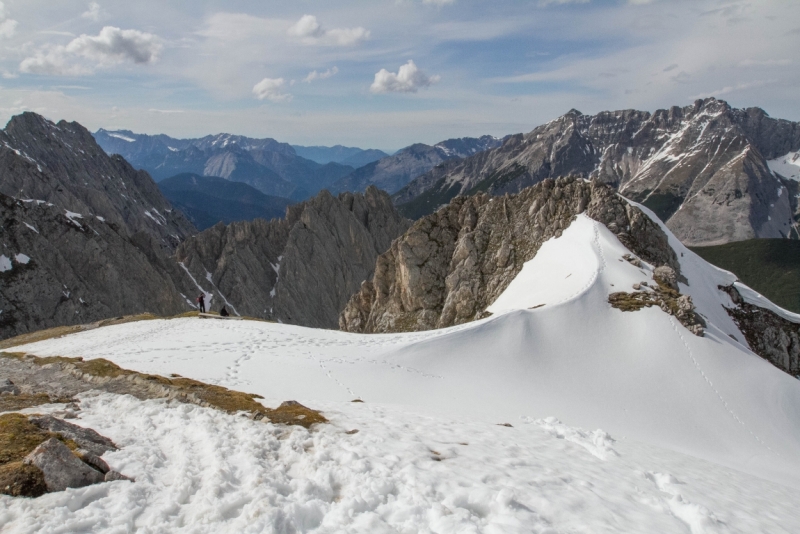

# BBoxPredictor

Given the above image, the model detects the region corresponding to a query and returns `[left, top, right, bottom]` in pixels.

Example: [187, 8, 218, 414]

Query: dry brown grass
[0, 414, 78, 466]
[2, 353, 327, 429]
[0, 460, 47, 497]
[0, 393, 74, 413]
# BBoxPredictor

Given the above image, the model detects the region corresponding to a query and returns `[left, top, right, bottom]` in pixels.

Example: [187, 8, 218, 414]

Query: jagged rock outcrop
[719, 284, 800, 377]
[0, 113, 200, 340]
[1, 113, 195, 252]
[176, 186, 411, 328]
[0, 192, 195, 339]
[394, 98, 800, 246]
[609, 265, 705, 336]
[341, 177, 678, 333]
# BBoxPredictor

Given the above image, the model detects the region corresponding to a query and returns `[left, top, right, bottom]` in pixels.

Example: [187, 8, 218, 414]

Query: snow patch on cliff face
[107, 133, 135, 143]
[769, 151, 800, 181]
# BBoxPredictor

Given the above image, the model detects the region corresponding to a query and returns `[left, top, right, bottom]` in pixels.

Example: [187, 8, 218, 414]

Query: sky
[0, 0, 797, 151]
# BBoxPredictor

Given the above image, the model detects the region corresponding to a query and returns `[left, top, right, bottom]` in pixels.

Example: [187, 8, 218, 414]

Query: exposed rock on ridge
[0, 113, 199, 340]
[1, 113, 195, 252]
[0, 192, 193, 339]
[177, 186, 411, 328]
[719, 284, 800, 377]
[394, 98, 800, 246]
[341, 177, 679, 333]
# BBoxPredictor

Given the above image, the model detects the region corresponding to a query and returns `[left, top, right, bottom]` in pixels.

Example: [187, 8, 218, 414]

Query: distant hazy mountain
[158, 173, 292, 230]
[329, 135, 502, 195]
[94, 130, 354, 200]
[393, 98, 800, 246]
[292, 145, 388, 167]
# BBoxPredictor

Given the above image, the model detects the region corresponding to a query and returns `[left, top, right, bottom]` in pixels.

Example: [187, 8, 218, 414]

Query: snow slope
[768, 150, 800, 181]
[4, 214, 800, 532]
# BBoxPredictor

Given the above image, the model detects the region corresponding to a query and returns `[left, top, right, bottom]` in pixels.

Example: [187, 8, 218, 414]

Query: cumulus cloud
[304, 66, 338, 83]
[253, 77, 292, 102]
[690, 80, 776, 99]
[20, 26, 162, 76]
[0, 2, 17, 39]
[81, 2, 102, 21]
[287, 15, 369, 46]
[370, 60, 439, 94]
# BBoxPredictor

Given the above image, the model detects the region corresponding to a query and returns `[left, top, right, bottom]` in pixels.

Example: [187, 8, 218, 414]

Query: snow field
[2, 392, 799, 533]
[5, 213, 800, 531]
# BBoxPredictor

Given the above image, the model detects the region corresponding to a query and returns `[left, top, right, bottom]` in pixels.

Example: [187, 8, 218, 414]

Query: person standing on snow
[197, 294, 206, 313]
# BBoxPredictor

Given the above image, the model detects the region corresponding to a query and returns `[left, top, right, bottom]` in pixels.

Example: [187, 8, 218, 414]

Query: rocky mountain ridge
[94, 130, 354, 200]
[329, 135, 502, 195]
[0, 112, 204, 338]
[342, 177, 679, 333]
[394, 98, 800, 246]
[342, 177, 800, 377]
[176, 186, 411, 328]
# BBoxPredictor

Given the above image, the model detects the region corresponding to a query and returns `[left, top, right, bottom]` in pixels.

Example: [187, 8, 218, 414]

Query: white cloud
[19, 49, 93, 76]
[690, 80, 776, 99]
[81, 2, 102, 22]
[304, 66, 338, 83]
[0, 1, 17, 39]
[68, 26, 161, 64]
[287, 15, 370, 46]
[370, 60, 440, 94]
[20, 26, 162, 76]
[739, 58, 791, 67]
[253, 77, 292, 102]
[423, 0, 456, 5]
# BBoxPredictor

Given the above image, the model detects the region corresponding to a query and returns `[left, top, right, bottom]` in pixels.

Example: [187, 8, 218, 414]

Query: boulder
[23, 438, 104, 492]
[29, 415, 117, 456]
[0, 379, 20, 395]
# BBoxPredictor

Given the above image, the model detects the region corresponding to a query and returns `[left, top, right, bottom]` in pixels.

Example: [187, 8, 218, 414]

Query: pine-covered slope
[394, 98, 800, 246]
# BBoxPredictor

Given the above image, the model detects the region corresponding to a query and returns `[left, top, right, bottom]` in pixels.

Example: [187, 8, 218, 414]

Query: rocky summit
[342, 177, 679, 333]
[394, 98, 800, 246]
[176, 186, 410, 328]
[0, 113, 197, 339]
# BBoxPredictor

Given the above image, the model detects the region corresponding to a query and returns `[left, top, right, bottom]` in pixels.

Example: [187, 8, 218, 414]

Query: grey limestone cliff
[395, 98, 800, 247]
[341, 177, 678, 333]
[0, 113, 196, 340]
[176, 186, 411, 328]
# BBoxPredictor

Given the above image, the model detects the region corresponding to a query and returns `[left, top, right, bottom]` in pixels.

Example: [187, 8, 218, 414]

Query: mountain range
[327, 136, 503, 195]
[393, 98, 800, 247]
[158, 173, 292, 231]
[93, 130, 355, 200]
[291, 144, 389, 168]
[94, 129, 503, 203]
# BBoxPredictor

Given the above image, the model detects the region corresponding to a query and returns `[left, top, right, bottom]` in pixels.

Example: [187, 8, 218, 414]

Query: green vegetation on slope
[690, 239, 800, 314]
